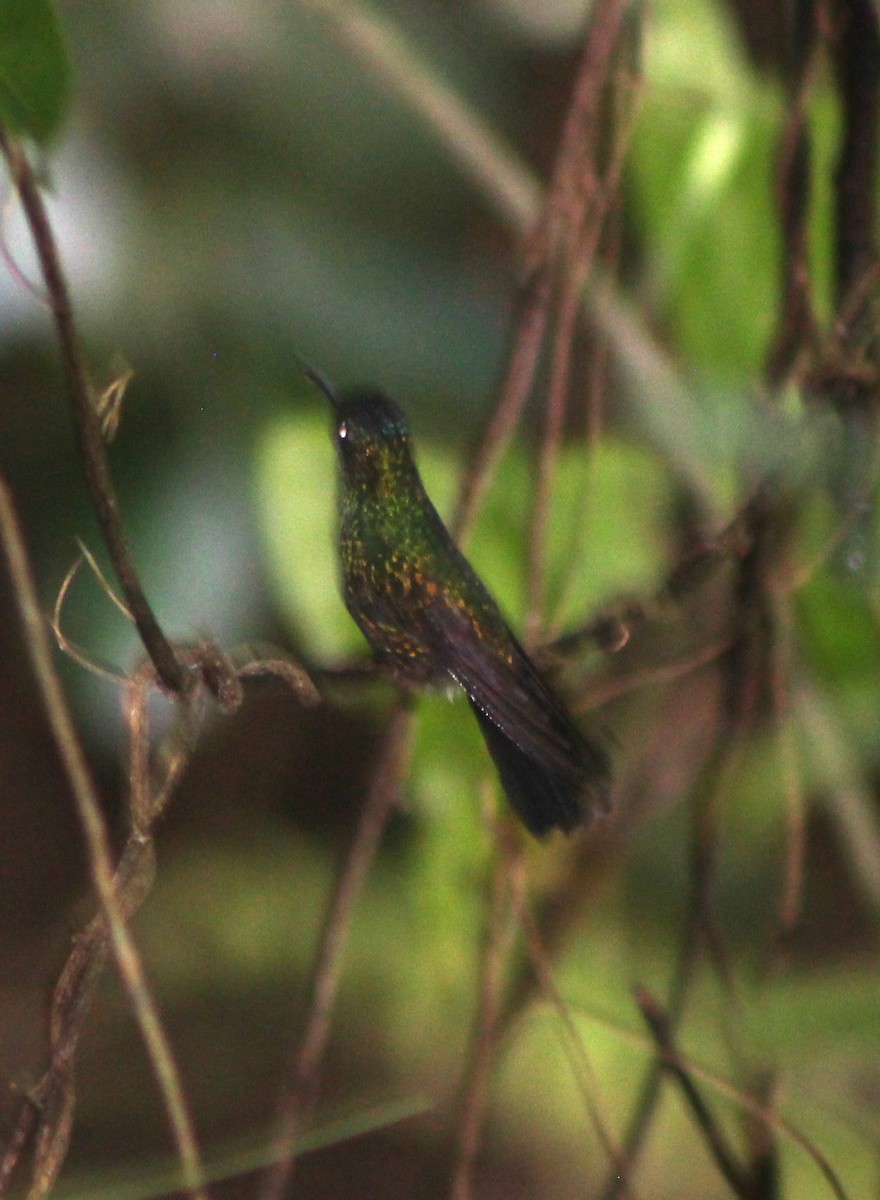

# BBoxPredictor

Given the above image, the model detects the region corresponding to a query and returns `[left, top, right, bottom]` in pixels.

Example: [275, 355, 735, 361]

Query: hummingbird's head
[306, 368, 414, 474]
[333, 390, 411, 451]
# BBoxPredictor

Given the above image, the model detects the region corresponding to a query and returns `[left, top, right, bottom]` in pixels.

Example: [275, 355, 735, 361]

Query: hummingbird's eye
[338, 421, 348, 440]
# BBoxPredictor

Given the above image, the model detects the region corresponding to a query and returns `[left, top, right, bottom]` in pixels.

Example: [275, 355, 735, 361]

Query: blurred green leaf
[798, 569, 880, 761]
[799, 571, 880, 690]
[255, 403, 356, 660]
[0, 0, 70, 143]
[630, 0, 780, 380]
[465, 448, 531, 622]
[547, 437, 674, 627]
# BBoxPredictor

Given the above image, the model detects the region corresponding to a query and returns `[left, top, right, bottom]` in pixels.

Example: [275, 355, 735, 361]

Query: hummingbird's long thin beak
[304, 364, 343, 411]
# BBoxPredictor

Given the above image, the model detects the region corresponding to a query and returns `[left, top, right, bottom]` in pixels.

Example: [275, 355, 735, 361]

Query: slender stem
[449, 253, 558, 551]
[0, 475, 208, 1200]
[797, 685, 880, 915]
[449, 842, 524, 1200]
[0, 130, 189, 696]
[0, 1102, 39, 1199]
[768, 593, 806, 958]
[518, 905, 633, 1194]
[635, 988, 754, 1199]
[451, 270, 552, 546]
[530, 45, 639, 640]
[764, 3, 820, 384]
[298, 0, 540, 235]
[454, 0, 632, 550]
[260, 704, 413, 1200]
[833, 0, 880, 301]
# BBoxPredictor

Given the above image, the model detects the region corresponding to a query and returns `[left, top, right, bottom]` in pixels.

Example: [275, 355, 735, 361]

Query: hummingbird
[309, 370, 611, 837]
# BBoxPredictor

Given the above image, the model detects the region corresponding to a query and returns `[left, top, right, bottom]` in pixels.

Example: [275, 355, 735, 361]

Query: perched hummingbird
[310, 370, 611, 837]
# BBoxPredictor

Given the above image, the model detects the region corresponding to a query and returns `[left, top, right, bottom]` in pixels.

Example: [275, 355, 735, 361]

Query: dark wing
[419, 590, 611, 836]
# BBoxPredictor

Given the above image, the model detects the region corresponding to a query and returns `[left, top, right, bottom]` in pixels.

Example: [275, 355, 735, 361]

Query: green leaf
[0, 0, 70, 143]
[628, 0, 781, 381]
[547, 436, 674, 626]
[255, 404, 357, 660]
[466, 448, 531, 622]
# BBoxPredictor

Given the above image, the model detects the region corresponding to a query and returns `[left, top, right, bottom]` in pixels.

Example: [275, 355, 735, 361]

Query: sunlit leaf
[255, 404, 358, 660]
[547, 436, 674, 629]
[630, 0, 780, 380]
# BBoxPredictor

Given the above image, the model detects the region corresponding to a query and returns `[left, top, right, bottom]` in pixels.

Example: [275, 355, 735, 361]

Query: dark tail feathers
[468, 698, 610, 837]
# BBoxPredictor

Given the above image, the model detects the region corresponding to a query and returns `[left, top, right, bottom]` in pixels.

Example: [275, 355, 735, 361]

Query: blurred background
[1, 0, 879, 1197]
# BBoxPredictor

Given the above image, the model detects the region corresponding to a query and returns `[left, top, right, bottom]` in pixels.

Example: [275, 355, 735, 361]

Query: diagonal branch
[0, 474, 208, 1200]
[259, 702, 414, 1200]
[635, 987, 760, 1200]
[0, 129, 189, 696]
[449, 832, 525, 1200]
[451, 0, 634, 548]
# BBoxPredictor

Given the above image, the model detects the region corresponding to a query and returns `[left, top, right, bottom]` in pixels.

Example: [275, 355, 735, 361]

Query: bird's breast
[340, 535, 443, 681]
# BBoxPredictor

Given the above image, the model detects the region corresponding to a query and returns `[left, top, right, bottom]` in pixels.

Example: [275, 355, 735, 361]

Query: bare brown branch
[0, 130, 189, 696]
[448, 832, 525, 1200]
[765, 1, 822, 385]
[518, 904, 634, 1195]
[833, 0, 880, 301]
[451, 0, 634, 548]
[527, 31, 641, 641]
[259, 703, 413, 1200]
[634, 986, 761, 1200]
[0, 474, 209, 1200]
